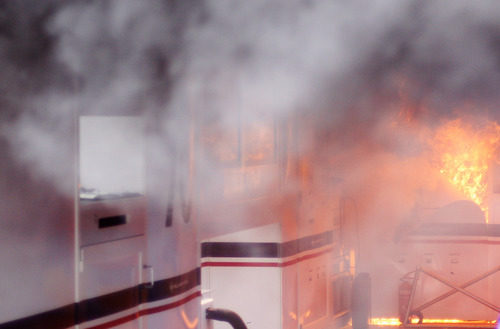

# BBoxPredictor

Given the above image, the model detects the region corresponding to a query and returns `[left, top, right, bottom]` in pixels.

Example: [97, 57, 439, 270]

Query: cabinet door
[297, 255, 328, 329]
[79, 236, 144, 329]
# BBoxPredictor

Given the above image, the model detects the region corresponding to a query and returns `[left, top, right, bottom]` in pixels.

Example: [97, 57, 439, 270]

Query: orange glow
[243, 121, 275, 165]
[370, 317, 402, 326]
[289, 310, 312, 324]
[370, 318, 497, 326]
[393, 75, 421, 125]
[201, 126, 239, 164]
[180, 310, 199, 329]
[431, 118, 500, 222]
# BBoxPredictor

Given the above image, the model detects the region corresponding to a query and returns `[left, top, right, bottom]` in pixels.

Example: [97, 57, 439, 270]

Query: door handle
[143, 265, 154, 288]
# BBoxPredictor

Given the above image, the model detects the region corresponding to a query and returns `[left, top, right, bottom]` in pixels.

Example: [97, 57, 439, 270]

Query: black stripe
[297, 231, 334, 254]
[141, 268, 200, 303]
[201, 242, 279, 258]
[410, 223, 500, 237]
[201, 230, 335, 259]
[0, 268, 200, 329]
[280, 239, 299, 258]
[78, 287, 139, 323]
[0, 304, 76, 329]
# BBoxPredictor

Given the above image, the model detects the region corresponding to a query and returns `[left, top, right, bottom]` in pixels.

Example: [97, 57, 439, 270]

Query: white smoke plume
[1, 0, 499, 177]
[0, 0, 499, 320]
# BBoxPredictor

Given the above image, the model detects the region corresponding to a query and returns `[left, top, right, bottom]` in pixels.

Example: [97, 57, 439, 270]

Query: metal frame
[402, 266, 500, 327]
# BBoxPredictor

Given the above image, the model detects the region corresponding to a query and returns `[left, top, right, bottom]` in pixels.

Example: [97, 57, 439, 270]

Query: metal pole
[414, 265, 500, 313]
[403, 268, 421, 326]
[421, 268, 500, 313]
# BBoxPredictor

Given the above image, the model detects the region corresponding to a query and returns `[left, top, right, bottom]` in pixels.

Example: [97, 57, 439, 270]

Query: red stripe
[87, 291, 201, 329]
[405, 239, 500, 245]
[282, 247, 334, 266]
[201, 246, 334, 268]
[139, 291, 201, 316]
[201, 261, 281, 267]
[87, 313, 138, 329]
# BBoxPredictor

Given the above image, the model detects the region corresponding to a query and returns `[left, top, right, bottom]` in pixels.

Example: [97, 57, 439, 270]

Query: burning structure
[0, 0, 500, 328]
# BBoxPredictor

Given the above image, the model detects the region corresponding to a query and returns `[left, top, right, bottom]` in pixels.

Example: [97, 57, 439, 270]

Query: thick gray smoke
[0, 0, 499, 319]
[180, 0, 500, 124]
[1, 0, 499, 168]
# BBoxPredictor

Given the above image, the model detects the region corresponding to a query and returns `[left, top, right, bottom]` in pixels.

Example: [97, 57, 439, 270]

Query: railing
[401, 266, 500, 327]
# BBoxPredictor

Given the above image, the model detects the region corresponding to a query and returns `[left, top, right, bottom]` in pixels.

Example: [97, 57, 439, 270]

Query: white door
[78, 236, 144, 329]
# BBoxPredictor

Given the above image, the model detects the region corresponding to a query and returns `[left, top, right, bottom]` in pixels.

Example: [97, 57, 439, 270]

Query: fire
[431, 118, 500, 222]
[370, 318, 402, 326]
[370, 318, 497, 326]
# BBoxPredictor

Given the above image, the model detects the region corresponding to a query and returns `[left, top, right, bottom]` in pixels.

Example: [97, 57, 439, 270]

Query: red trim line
[87, 291, 201, 329]
[87, 313, 138, 329]
[201, 261, 281, 267]
[405, 239, 500, 245]
[282, 246, 334, 266]
[201, 246, 334, 268]
[140, 291, 201, 316]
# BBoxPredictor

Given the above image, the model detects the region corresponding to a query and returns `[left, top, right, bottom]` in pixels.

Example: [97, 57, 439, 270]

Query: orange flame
[370, 318, 497, 326]
[431, 118, 500, 222]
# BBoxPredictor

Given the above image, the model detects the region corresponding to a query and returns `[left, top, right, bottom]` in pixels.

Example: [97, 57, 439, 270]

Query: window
[79, 116, 144, 200]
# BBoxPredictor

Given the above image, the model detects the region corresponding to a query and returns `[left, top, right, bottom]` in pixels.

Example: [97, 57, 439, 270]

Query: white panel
[208, 223, 282, 243]
[79, 197, 146, 246]
[209, 267, 281, 329]
[79, 236, 144, 329]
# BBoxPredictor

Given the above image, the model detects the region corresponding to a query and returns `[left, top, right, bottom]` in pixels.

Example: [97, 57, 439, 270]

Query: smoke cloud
[1, 0, 499, 177]
[1, 0, 499, 320]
